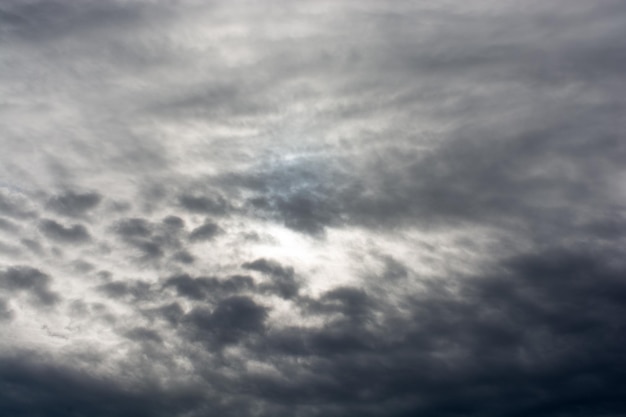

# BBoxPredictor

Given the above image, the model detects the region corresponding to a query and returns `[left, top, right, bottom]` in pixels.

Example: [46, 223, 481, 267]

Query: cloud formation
[1, 0, 625, 416]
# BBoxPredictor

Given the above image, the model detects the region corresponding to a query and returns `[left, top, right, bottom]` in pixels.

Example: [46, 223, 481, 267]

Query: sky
[1, 1, 625, 416]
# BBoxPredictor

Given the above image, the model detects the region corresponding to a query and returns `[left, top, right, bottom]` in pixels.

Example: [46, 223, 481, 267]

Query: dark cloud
[0, 0, 147, 42]
[242, 258, 292, 279]
[163, 215, 185, 229]
[113, 217, 185, 261]
[263, 192, 340, 235]
[171, 250, 195, 264]
[189, 221, 221, 242]
[0, 266, 60, 306]
[0, 354, 208, 417]
[114, 218, 152, 239]
[39, 219, 91, 244]
[47, 190, 102, 217]
[315, 286, 374, 322]
[163, 273, 254, 301]
[179, 194, 229, 215]
[147, 302, 185, 325]
[184, 296, 268, 346]
[131, 239, 164, 260]
[238, 246, 626, 417]
[242, 258, 300, 299]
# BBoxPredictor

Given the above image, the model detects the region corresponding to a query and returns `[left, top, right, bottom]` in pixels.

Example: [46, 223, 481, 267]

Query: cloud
[47, 190, 102, 217]
[0, 354, 208, 417]
[179, 194, 229, 215]
[147, 302, 185, 325]
[184, 296, 268, 347]
[164, 273, 254, 301]
[123, 327, 163, 344]
[21, 238, 44, 255]
[114, 218, 152, 239]
[39, 219, 91, 244]
[0, 217, 18, 233]
[0, 191, 36, 219]
[242, 247, 626, 416]
[171, 250, 195, 264]
[162, 215, 185, 229]
[0, 298, 13, 320]
[188, 221, 221, 242]
[113, 217, 185, 261]
[242, 258, 300, 299]
[0, 266, 60, 306]
[97, 280, 152, 302]
[1, 0, 625, 416]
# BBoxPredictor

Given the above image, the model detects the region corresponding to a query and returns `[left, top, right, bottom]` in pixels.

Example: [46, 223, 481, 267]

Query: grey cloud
[124, 327, 163, 344]
[0, 241, 21, 256]
[97, 280, 152, 301]
[0, 191, 35, 219]
[316, 287, 374, 322]
[179, 194, 229, 216]
[237, 117, 623, 235]
[0, 354, 208, 417]
[242, 258, 300, 299]
[39, 219, 91, 244]
[1, 0, 626, 416]
[70, 259, 95, 274]
[0, 217, 18, 233]
[47, 190, 102, 217]
[163, 215, 185, 229]
[113, 217, 185, 260]
[147, 302, 185, 325]
[241, 246, 626, 416]
[242, 258, 292, 277]
[131, 239, 164, 260]
[21, 238, 44, 255]
[171, 250, 195, 264]
[184, 296, 268, 346]
[0, 0, 147, 42]
[114, 218, 152, 239]
[272, 193, 341, 236]
[163, 274, 254, 301]
[189, 221, 221, 242]
[0, 298, 13, 320]
[0, 266, 60, 306]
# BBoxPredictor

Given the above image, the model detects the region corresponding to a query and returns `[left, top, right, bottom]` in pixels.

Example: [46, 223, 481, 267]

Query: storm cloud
[1, 1, 625, 416]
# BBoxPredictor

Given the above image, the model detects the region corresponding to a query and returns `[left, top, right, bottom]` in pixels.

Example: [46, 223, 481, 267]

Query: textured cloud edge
[1, 1, 626, 416]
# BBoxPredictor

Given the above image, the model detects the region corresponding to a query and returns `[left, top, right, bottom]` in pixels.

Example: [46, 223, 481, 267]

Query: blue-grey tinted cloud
[1, 1, 625, 416]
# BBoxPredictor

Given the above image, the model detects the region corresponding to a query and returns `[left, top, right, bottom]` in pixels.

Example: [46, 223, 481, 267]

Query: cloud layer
[1, 1, 625, 416]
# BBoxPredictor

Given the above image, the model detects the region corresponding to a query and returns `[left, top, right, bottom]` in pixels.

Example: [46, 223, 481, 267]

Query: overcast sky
[1, 1, 626, 416]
